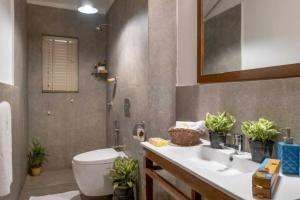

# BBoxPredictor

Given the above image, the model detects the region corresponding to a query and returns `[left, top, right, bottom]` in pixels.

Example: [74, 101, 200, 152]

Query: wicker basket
[168, 128, 204, 146]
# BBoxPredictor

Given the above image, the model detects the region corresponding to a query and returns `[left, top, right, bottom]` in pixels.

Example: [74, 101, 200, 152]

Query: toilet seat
[73, 148, 119, 165]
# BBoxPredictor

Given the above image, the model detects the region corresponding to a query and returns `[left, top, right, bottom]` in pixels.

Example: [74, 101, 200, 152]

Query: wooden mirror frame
[197, 0, 300, 84]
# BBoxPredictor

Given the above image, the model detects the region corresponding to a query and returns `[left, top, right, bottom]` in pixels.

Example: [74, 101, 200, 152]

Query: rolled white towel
[175, 121, 196, 129]
[190, 121, 207, 132]
[175, 121, 207, 132]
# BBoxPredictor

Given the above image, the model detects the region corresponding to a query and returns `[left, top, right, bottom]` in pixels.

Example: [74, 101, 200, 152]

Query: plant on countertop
[205, 112, 236, 134]
[241, 118, 279, 162]
[28, 139, 48, 176]
[205, 112, 236, 149]
[110, 157, 138, 200]
[241, 118, 279, 142]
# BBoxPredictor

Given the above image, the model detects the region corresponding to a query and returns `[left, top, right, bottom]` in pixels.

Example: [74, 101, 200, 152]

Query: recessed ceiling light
[78, 5, 98, 14]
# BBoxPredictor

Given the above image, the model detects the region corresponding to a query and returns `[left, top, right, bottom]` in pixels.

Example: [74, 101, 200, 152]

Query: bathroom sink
[165, 143, 258, 177]
[142, 140, 300, 200]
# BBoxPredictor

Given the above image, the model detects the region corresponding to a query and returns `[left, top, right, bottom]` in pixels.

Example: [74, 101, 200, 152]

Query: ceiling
[27, 0, 115, 14]
[204, 0, 241, 20]
[204, 0, 219, 16]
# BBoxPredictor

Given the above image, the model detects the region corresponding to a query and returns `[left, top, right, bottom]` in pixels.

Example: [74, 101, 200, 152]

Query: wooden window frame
[197, 0, 300, 84]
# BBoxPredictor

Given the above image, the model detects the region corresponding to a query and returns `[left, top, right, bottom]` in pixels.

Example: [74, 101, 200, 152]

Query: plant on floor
[205, 112, 236, 149]
[110, 157, 138, 200]
[28, 139, 48, 176]
[241, 118, 279, 162]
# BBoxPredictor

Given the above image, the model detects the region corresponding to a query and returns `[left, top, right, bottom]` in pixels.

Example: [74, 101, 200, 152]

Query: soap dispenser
[277, 128, 300, 175]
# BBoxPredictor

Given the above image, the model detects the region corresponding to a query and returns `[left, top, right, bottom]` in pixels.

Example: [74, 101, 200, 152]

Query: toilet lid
[73, 148, 120, 165]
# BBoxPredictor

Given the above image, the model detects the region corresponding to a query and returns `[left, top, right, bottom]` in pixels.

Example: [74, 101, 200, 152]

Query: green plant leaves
[241, 118, 279, 142]
[109, 157, 138, 189]
[205, 112, 236, 134]
[205, 113, 279, 142]
[28, 139, 48, 168]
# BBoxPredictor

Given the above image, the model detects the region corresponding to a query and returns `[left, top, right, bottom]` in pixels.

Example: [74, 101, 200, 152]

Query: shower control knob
[47, 111, 51, 116]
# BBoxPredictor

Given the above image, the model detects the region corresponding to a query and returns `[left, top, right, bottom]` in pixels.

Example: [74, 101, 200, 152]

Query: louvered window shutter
[42, 36, 78, 92]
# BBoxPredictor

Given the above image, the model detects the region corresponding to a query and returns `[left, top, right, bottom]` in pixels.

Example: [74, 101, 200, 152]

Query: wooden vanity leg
[192, 190, 202, 200]
[145, 157, 153, 200]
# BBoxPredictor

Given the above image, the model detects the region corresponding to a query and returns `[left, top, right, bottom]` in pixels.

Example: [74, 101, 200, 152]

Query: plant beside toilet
[28, 139, 48, 176]
[110, 157, 138, 200]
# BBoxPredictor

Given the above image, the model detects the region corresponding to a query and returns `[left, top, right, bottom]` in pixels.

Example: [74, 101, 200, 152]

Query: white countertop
[141, 140, 300, 200]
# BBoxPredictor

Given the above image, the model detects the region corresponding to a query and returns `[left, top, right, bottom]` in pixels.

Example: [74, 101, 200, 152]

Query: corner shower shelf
[91, 70, 109, 77]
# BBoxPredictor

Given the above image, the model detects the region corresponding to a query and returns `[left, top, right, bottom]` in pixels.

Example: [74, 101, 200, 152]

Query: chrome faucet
[229, 134, 243, 161]
[234, 134, 243, 153]
[225, 133, 244, 152]
[219, 134, 244, 161]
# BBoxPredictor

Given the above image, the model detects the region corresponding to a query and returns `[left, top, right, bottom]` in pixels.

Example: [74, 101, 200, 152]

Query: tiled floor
[19, 169, 79, 200]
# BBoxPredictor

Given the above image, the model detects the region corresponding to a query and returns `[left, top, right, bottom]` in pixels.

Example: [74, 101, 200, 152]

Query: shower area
[23, 3, 115, 198]
[27, 4, 108, 171]
[18, 0, 177, 199]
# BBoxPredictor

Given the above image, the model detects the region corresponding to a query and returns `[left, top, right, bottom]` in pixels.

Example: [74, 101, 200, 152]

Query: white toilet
[72, 148, 123, 198]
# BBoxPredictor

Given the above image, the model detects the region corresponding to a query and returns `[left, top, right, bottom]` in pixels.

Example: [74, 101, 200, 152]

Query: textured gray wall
[106, 0, 149, 153]
[106, 1, 149, 198]
[106, 0, 177, 199]
[27, 5, 107, 170]
[0, 0, 28, 199]
[204, 5, 241, 75]
[177, 77, 300, 147]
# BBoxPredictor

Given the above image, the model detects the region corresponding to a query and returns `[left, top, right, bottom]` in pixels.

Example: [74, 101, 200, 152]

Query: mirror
[198, 0, 300, 83]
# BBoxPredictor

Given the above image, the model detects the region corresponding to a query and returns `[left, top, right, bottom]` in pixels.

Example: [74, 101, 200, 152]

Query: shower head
[96, 24, 112, 32]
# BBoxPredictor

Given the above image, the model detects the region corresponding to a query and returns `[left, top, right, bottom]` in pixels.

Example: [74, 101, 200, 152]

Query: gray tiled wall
[27, 5, 108, 170]
[0, 0, 28, 199]
[106, 0, 177, 199]
[176, 77, 300, 146]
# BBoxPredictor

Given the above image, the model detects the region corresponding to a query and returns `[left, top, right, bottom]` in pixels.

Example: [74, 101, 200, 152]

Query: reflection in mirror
[203, 0, 300, 75]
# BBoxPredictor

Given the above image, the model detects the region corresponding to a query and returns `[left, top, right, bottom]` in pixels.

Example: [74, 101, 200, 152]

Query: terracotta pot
[31, 167, 41, 176]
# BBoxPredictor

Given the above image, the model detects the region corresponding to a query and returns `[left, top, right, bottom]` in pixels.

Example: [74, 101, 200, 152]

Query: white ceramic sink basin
[165, 143, 258, 177]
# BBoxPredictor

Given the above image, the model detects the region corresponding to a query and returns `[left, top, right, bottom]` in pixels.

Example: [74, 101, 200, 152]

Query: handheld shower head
[109, 77, 117, 99]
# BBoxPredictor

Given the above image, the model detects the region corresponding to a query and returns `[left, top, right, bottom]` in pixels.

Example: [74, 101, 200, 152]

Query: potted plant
[205, 112, 236, 149]
[241, 118, 279, 163]
[28, 139, 48, 176]
[110, 157, 138, 200]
